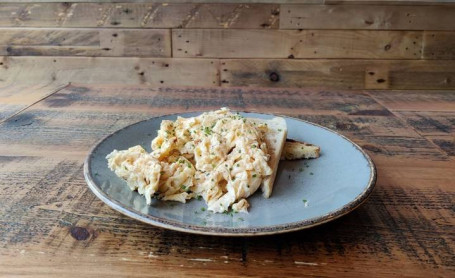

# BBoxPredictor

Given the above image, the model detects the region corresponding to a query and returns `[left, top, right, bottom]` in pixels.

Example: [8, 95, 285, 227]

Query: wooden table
[1, 84, 454, 277]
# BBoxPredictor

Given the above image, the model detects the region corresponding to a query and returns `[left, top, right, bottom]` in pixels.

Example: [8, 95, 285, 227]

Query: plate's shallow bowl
[84, 112, 376, 236]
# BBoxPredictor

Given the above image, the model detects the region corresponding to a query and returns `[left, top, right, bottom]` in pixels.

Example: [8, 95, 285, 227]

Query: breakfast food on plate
[281, 139, 320, 160]
[106, 108, 319, 213]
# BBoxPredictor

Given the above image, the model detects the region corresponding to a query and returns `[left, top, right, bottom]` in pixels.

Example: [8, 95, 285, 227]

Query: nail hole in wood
[269, 72, 280, 82]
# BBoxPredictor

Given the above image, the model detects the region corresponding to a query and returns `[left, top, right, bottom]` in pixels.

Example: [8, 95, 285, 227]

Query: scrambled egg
[107, 108, 273, 213]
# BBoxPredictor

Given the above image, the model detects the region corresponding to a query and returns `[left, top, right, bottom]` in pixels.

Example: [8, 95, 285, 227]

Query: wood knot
[376, 79, 386, 83]
[269, 72, 280, 82]
[288, 54, 295, 59]
[384, 44, 391, 51]
[271, 9, 280, 16]
[70, 226, 90, 241]
[364, 20, 374, 25]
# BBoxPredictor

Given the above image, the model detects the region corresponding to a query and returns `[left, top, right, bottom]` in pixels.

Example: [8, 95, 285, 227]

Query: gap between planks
[0, 82, 70, 124]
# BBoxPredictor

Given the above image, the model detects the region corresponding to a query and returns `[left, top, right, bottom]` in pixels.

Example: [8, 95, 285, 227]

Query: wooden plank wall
[0, 1, 454, 89]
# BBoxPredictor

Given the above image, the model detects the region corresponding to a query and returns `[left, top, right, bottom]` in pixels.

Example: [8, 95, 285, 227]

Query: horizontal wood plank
[280, 4, 455, 30]
[0, 0, 449, 4]
[0, 83, 68, 122]
[0, 28, 170, 57]
[0, 57, 220, 87]
[423, 31, 455, 60]
[369, 90, 455, 112]
[220, 59, 455, 89]
[173, 29, 423, 59]
[0, 3, 279, 29]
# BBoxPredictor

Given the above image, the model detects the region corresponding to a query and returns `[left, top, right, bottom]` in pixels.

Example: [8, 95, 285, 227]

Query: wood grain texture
[0, 0, 449, 4]
[173, 29, 423, 59]
[423, 31, 455, 60]
[280, 4, 455, 30]
[0, 3, 279, 29]
[0, 83, 68, 122]
[0, 84, 454, 277]
[0, 28, 171, 57]
[220, 59, 455, 89]
[0, 56, 220, 87]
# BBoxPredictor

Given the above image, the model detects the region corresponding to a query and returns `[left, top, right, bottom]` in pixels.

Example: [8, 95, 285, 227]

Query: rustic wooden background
[1, 0, 455, 90]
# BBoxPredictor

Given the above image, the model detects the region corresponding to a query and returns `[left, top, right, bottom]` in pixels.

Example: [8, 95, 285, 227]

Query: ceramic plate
[84, 112, 376, 236]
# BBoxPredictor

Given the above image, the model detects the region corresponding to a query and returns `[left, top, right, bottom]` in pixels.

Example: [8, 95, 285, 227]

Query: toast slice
[281, 139, 321, 160]
[251, 117, 287, 198]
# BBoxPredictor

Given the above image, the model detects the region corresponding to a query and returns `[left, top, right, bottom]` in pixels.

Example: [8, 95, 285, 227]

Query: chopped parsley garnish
[187, 162, 192, 168]
[302, 199, 307, 203]
[238, 218, 244, 221]
[278, 129, 282, 131]
[197, 195, 203, 201]
[252, 144, 257, 148]
[236, 163, 240, 167]
[204, 126, 212, 135]
[201, 207, 206, 211]
[252, 174, 257, 178]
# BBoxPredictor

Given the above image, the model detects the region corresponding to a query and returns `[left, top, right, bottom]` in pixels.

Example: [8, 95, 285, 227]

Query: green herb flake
[310, 172, 314, 175]
[302, 199, 307, 203]
[201, 207, 206, 211]
[204, 126, 212, 136]
[299, 168, 304, 172]
[238, 218, 244, 221]
[278, 129, 282, 132]
[252, 174, 257, 178]
[197, 195, 203, 201]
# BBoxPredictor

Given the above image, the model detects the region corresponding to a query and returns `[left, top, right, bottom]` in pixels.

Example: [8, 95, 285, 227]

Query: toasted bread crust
[281, 139, 321, 160]
[251, 117, 287, 199]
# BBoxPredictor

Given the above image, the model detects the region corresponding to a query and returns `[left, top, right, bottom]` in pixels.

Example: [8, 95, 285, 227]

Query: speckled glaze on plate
[84, 111, 376, 236]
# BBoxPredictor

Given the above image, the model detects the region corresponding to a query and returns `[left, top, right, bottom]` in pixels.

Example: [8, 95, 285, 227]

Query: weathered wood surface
[0, 3, 279, 29]
[220, 59, 455, 89]
[0, 0, 450, 4]
[280, 4, 455, 30]
[2, 57, 454, 90]
[173, 29, 423, 59]
[0, 57, 220, 87]
[0, 28, 171, 57]
[0, 84, 454, 277]
[423, 32, 455, 60]
[0, 83, 68, 122]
